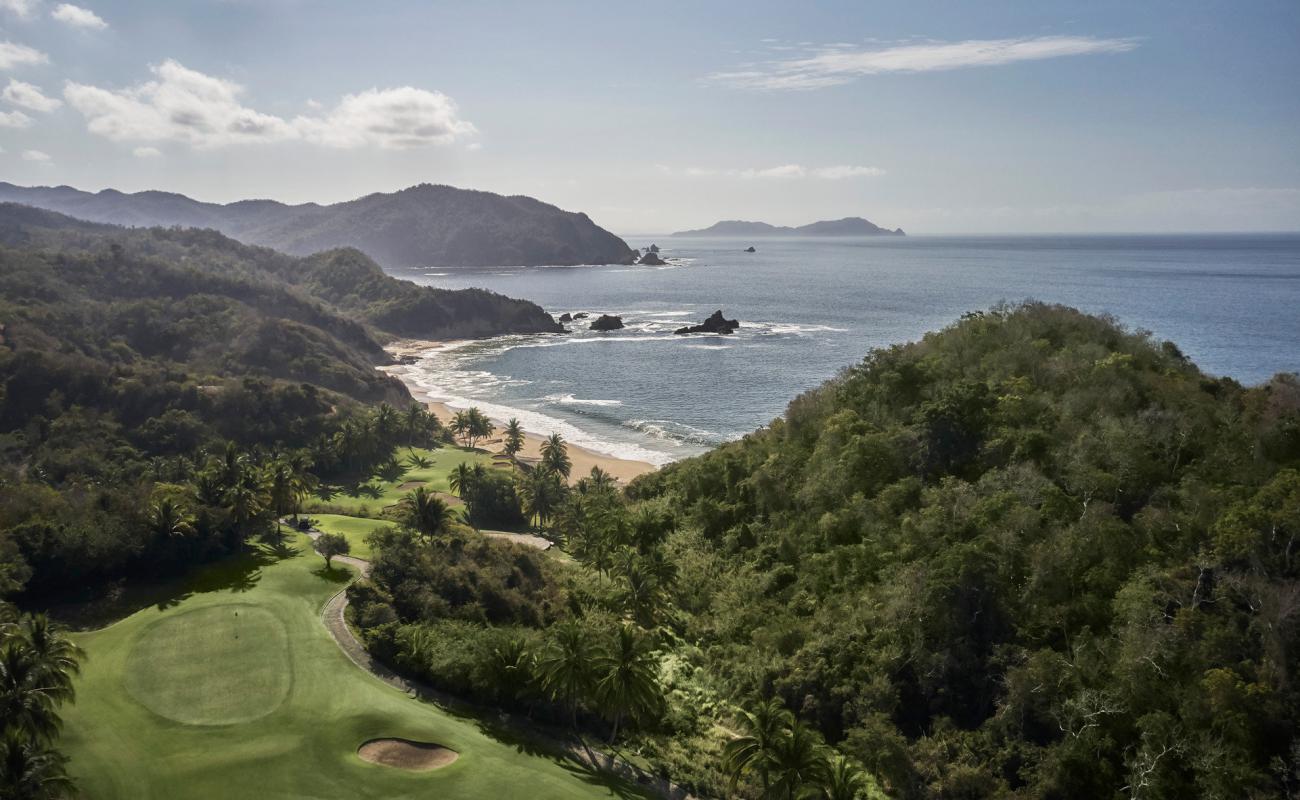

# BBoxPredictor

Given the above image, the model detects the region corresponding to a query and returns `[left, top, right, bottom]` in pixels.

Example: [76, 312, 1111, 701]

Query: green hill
[629, 303, 1300, 798]
[0, 182, 638, 268]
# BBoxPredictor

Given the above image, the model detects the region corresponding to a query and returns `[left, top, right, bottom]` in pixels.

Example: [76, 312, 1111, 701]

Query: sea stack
[675, 310, 740, 335]
[589, 314, 624, 331]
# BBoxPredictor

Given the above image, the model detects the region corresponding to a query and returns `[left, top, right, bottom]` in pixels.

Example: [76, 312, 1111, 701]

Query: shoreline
[383, 340, 659, 485]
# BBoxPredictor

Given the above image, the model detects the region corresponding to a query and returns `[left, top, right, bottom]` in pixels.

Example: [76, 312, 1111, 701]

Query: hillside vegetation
[625, 304, 1299, 798]
[0, 182, 638, 268]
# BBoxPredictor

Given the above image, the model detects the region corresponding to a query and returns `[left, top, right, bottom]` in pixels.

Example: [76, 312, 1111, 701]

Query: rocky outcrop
[639, 251, 666, 266]
[589, 314, 624, 331]
[744, 246, 756, 253]
[675, 310, 740, 335]
[558, 312, 572, 323]
[647, 244, 660, 253]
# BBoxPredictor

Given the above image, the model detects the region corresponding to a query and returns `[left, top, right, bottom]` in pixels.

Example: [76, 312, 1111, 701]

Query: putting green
[62, 535, 648, 800]
[307, 514, 398, 560]
[124, 604, 290, 725]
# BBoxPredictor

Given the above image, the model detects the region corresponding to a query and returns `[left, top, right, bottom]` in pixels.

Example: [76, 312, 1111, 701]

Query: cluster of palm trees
[723, 698, 870, 800]
[149, 444, 319, 549]
[308, 403, 443, 477]
[396, 486, 455, 543]
[0, 614, 84, 799]
[516, 433, 575, 531]
[450, 408, 493, 449]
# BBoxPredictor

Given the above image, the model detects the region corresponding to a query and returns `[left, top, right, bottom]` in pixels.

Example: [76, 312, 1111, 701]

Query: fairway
[310, 446, 499, 517]
[307, 514, 399, 560]
[62, 535, 648, 800]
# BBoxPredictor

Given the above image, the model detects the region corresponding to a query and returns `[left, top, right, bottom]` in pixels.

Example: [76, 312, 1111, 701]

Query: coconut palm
[540, 433, 572, 478]
[768, 720, 830, 800]
[0, 645, 60, 743]
[448, 462, 475, 498]
[520, 468, 565, 531]
[10, 616, 82, 707]
[821, 755, 869, 800]
[373, 403, 401, 443]
[722, 697, 796, 796]
[450, 410, 471, 445]
[397, 486, 453, 543]
[225, 467, 270, 541]
[0, 730, 74, 800]
[503, 418, 525, 458]
[585, 466, 617, 493]
[593, 625, 662, 743]
[146, 498, 195, 540]
[266, 458, 296, 536]
[536, 622, 594, 731]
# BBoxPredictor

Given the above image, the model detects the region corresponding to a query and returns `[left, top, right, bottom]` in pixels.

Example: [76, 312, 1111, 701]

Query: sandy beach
[384, 340, 658, 485]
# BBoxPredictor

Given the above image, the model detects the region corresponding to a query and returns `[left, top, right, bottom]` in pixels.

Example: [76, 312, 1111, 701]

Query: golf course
[60, 531, 649, 799]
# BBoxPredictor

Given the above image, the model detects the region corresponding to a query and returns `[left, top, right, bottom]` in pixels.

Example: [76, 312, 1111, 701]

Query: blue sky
[0, 0, 1297, 233]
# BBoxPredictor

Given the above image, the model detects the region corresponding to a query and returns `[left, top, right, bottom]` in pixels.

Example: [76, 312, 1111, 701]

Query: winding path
[296, 523, 693, 800]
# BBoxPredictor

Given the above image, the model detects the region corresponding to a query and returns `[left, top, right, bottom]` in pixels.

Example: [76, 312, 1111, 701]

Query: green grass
[306, 514, 399, 560]
[308, 446, 499, 518]
[62, 535, 650, 800]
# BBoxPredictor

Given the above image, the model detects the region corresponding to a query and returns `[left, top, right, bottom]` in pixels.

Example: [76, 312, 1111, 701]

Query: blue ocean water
[388, 234, 1300, 464]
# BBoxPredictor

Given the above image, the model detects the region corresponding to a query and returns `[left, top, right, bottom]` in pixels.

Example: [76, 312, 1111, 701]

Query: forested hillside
[0, 182, 639, 268]
[626, 304, 1299, 798]
[0, 204, 554, 602]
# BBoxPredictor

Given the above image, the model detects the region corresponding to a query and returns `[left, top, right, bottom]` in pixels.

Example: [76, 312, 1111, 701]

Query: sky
[0, 0, 1297, 234]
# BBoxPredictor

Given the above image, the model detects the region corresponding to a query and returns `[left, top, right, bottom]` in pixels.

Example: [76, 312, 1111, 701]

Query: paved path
[480, 530, 553, 550]
[294, 521, 693, 799]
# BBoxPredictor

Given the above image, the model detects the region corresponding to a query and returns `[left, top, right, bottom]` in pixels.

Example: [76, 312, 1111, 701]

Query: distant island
[672, 216, 905, 237]
[0, 182, 638, 269]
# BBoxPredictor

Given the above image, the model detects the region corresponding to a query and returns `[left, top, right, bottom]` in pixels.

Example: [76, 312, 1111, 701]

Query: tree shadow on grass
[44, 542, 291, 631]
[311, 564, 353, 584]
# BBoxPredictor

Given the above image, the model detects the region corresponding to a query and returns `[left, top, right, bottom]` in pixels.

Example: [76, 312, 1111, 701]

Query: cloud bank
[64, 59, 476, 150]
[710, 35, 1140, 90]
[0, 40, 48, 70]
[4, 78, 61, 111]
[51, 3, 108, 29]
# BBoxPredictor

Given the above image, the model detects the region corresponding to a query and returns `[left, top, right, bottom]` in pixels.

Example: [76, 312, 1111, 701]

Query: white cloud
[64, 59, 476, 150]
[132, 145, 161, 158]
[0, 0, 39, 19]
[0, 40, 48, 69]
[0, 108, 32, 127]
[293, 86, 476, 148]
[51, 3, 106, 29]
[3, 78, 60, 111]
[710, 35, 1140, 90]
[667, 163, 885, 180]
[21, 148, 49, 161]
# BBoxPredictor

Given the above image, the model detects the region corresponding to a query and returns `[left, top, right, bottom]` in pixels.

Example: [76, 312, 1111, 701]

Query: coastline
[383, 340, 658, 485]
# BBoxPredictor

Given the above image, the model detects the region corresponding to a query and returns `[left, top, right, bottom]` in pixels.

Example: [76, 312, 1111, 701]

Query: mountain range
[672, 217, 905, 237]
[0, 182, 638, 269]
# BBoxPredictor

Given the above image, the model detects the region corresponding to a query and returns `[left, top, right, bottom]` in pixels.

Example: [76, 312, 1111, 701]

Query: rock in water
[639, 251, 666, 265]
[675, 310, 740, 335]
[590, 314, 624, 331]
[744, 246, 756, 252]
[648, 243, 660, 253]
[558, 312, 572, 323]
[573, 312, 589, 319]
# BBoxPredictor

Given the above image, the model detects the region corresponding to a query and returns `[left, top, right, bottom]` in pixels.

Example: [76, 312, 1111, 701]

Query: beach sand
[383, 340, 657, 485]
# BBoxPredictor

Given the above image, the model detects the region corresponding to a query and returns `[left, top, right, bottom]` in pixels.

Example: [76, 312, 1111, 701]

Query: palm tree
[821, 755, 869, 800]
[614, 555, 664, 628]
[540, 433, 572, 478]
[404, 404, 428, 446]
[586, 466, 616, 493]
[0, 645, 60, 743]
[267, 459, 295, 537]
[768, 720, 830, 800]
[593, 625, 662, 743]
[146, 498, 195, 540]
[503, 418, 525, 459]
[722, 697, 796, 796]
[398, 486, 453, 543]
[448, 463, 475, 499]
[7, 616, 82, 707]
[0, 730, 74, 800]
[536, 622, 594, 731]
[225, 467, 269, 541]
[482, 636, 535, 709]
[373, 403, 401, 444]
[451, 410, 471, 445]
[520, 469, 565, 531]
[286, 454, 318, 520]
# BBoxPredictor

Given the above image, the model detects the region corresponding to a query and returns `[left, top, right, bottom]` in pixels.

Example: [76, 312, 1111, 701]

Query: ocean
[385, 234, 1300, 465]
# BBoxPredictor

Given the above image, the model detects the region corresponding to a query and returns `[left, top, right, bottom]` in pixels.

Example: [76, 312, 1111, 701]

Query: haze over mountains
[0, 182, 638, 269]
[672, 217, 906, 237]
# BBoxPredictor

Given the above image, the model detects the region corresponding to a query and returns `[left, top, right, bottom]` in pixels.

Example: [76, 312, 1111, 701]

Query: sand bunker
[357, 738, 458, 771]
